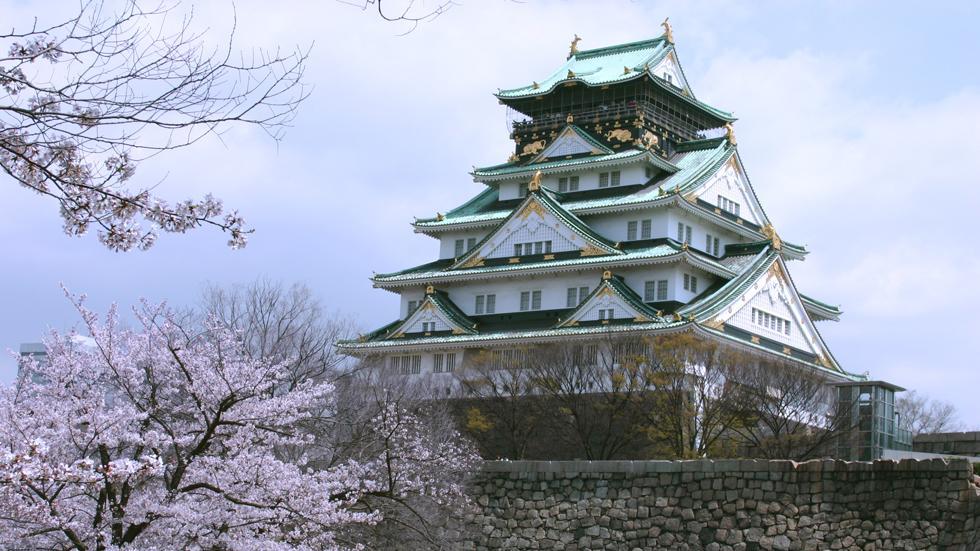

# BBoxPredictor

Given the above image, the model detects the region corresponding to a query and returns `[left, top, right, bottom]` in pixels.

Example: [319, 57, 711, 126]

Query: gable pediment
[558, 274, 661, 328]
[703, 259, 837, 368]
[691, 154, 768, 226]
[534, 125, 610, 161]
[452, 191, 620, 269]
[650, 51, 689, 92]
[390, 290, 476, 338]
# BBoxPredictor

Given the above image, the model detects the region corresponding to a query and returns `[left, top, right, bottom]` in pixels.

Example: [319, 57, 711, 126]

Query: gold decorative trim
[634, 315, 650, 323]
[519, 200, 547, 220]
[543, 253, 555, 260]
[704, 318, 725, 330]
[508, 257, 520, 264]
[580, 244, 607, 257]
[566, 114, 574, 124]
[761, 223, 782, 250]
[602, 270, 613, 280]
[567, 70, 576, 79]
[520, 139, 546, 157]
[425, 285, 435, 295]
[751, 335, 760, 344]
[598, 287, 614, 297]
[782, 346, 792, 355]
[460, 255, 485, 269]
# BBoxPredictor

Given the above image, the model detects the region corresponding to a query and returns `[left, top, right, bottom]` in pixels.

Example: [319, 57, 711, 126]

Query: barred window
[599, 172, 610, 187]
[391, 355, 422, 375]
[641, 219, 652, 239]
[454, 239, 465, 257]
[627, 221, 638, 241]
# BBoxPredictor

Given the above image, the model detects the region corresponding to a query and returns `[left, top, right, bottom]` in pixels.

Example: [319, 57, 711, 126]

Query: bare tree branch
[1, 0, 310, 250]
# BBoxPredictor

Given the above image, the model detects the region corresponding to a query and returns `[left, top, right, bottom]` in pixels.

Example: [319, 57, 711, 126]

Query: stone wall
[465, 459, 980, 550]
[916, 432, 980, 458]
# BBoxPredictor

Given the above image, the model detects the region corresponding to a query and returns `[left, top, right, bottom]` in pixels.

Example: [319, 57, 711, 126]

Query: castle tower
[338, 29, 863, 394]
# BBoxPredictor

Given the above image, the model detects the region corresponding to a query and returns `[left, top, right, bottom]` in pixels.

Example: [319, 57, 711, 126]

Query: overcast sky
[2, 0, 979, 425]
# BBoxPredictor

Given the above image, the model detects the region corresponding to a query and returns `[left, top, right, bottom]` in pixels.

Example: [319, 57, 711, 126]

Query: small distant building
[913, 432, 980, 458]
[18, 342, 47, 379]
[834, 381, 913, 461]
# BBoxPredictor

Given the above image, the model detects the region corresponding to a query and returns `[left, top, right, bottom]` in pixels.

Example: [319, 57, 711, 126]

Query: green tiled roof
[495, 38, 734, 122]
[473, 148, 677, 181]
[374, 239, 734, 286]
[416, 139, 727, 229]
[801, 294, 843, 321]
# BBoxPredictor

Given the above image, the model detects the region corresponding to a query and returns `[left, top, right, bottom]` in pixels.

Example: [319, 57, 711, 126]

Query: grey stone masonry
[463, 459, 980, 550]
[915, 432, 980, 457]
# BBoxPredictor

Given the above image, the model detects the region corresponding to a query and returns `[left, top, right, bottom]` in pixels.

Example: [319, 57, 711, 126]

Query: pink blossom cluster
[0, 293, 476, 549]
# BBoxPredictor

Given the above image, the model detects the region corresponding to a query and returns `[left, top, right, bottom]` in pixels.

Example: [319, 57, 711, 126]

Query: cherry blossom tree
[0, 293, 478, 549]
[1, 1, 308, 251]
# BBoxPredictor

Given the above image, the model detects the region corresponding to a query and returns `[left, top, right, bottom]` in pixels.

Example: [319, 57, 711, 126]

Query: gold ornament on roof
[569, 34, 582, 57]
[425, 285, 435, 295]
[528, 170, 543, 192]
[623, 66, 632, 75]
[602, 270, 613, 280]
[761, 223, 782, 250]
[567, 70, 576, 79]
[508, 153, 519, 163]
[436, 212, 445, 221]
[605, 128, 632, 142]
[638, 130, 659, 150]
[724, 122, 737, 145]
[520, 139, 546, 157]
[661, 18, 674, 44]
[566, 113, 574, 124]
[532, 81, 540, 89]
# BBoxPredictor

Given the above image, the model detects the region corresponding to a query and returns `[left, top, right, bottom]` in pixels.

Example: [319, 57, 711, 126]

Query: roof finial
[528, 170, 542, 192]
[569, 34, 582, 58]
[425, 285, 435, 295]
[602, 270, 612, 280]
[566, 113, 574, 124]
[436, 212, 445, 221]
[761, 223, 782, 250]
[724, 122, 737, 145]
[661, 18, 674, 44]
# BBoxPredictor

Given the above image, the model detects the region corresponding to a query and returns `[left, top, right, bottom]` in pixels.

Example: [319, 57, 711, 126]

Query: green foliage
[973, 463, 980, 477]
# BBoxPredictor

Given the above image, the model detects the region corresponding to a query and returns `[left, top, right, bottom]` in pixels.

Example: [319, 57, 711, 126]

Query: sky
[2, 0, 979, 426]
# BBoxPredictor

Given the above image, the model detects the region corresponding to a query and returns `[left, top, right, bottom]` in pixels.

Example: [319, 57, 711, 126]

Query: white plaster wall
[666, 209, 739, 258]
[439, 230, 489, 259]
[400, 289, 426, 318]
[495, 164, 650, 201]
[585, 208, 668, 242]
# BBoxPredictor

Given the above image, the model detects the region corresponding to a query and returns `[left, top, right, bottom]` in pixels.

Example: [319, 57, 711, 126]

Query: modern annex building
[337, 26, 909, 458]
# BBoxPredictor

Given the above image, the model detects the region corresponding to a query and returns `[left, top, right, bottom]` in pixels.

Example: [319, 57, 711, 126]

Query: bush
[973, 462, 980, 477]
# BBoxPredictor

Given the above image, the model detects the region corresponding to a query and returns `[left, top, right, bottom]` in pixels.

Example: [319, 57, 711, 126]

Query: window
[599, 172, 609, 187]
[391, 355, 421, 375]
[566, 286, 589, 307]
[705, 234, 720, 257]
[683, 273, 698, 293]
[558, 176, 579, 192]
[644, 280, 669, 302]
[407, 300, 419, 314]
[676, 222, 692, 244]
[515, 241, 552, 256]
[645, 166, 654, 179]
[454, 239, 465, 257]
[752, 308, 792, 336]
[467, 237, 477, 250]
[611, 171, 621, 186]
[520, 290, 542, 311]
[664, 73, 673, 84]
[433, 353, 456, 374]
[599, 171, 621, 187]
[598, 308, 615, 320]
[718, 195, 741, 216]
[628, 219, 652, 241]
[421, 321, 436, 333]
[475, 294, 496, 314]
[518, 183, 529, 198]
[489, 349, 528, 370]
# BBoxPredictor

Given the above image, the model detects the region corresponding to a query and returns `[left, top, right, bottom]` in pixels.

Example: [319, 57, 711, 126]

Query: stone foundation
[465, 459, 980, 550]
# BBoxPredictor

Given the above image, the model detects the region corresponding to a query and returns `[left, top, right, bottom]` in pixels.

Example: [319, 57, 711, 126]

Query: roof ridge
[575, 37, 667, 59]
